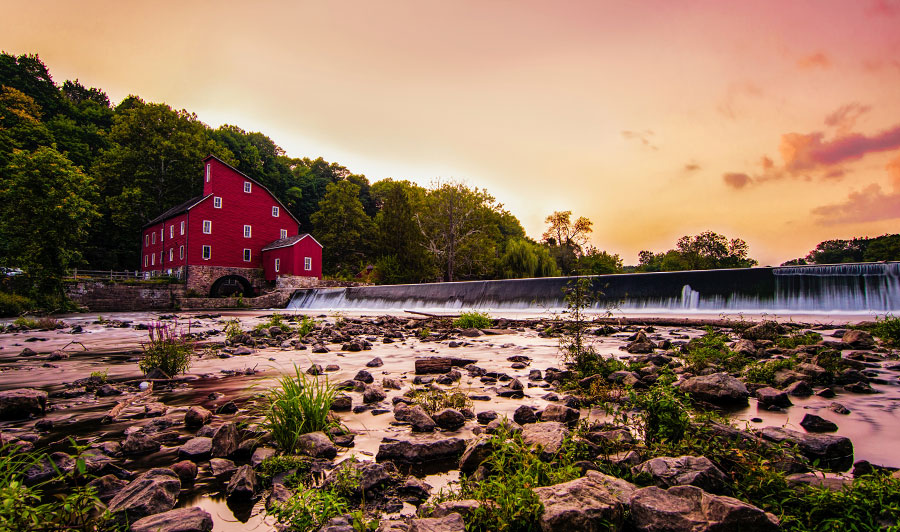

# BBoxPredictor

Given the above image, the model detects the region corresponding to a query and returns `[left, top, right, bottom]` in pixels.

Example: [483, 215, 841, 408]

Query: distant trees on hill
[635, 231, 758, 272]
[782, 234, 900, 265]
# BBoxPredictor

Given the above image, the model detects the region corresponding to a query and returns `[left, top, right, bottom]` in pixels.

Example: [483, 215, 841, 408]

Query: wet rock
[184, 406, 212, 428]
[325, 364, 341, 372]
[677, 373, 749, 406]
[842, 329, 874, 349]
[459, 435, 493, 473]
[406, 405, 437, 432]
[528, 369, 543, 381]
[367, 357, 384, 367]
[830, 402, 851, 415]
[95, 383, 123, 397]
[87, 474, 128, 503]
[540, 404, 580, 424]
[630, 485, 779, 531]
[626, 331, 656, 353]
[211, 422, 240, 458]
[522, 422, 569, 459]
[534, 471, 635, 531]
[25, 452, 74, 485]
[130, 506, 213, 532]
[844, 381, 879, 394]
[19, 347, 37, 357]
[108, 468, 181, 524]
[759, 426, 853, 470]
[332, 395, 353, 411]
[409, 513, 465, 532]
[0, 388, 48, 420]
[732, 339, 758, 357]
[325, 460, 398, 497]
[429, 499, 485, 519]
[486, 418, 522, 435]
[817, 387, 836, 398]
[143, 402, 168, 418]
[585, 429, 634, 446]
[632, 455, 729, 494]
[307, 363, 324, 375]
[799, 413, 838, 432]
[47, 350, 69, 361]
[208, 458, 237, 482]
[226, 464, 258, 500]
[376, 438, 467, 465]
[171, 460, 198, 483]
[312, 344, 329, 354]
[355, 370, 375, 383]
[267, 484, 293, 509]
[433, 408, 466, 431]
[755, 387, 792, 408]
[233, 346, 253, 356]
[741, 321, 783, 341]
[785, 472, 851, 492]
[34, 419, 53, 431]
[363, 385, 387, 404]
[496, 387, 524, 399]
[476, 411, 498, 424]
[177, 437, 212, 461]
[297, 431, 337, 459]
[251, 447, 276, 468]
[215, 401, 238, 414]
[785, 380, 813, 397]
[383, 378, 403, 390]
[122, 432, 161, 456]
[514, 405, 538, 425]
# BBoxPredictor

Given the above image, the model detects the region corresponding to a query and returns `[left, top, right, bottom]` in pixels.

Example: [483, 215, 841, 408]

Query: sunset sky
[4, 0, 900, 266]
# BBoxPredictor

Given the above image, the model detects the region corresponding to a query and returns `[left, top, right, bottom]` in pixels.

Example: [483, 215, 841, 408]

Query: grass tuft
[261, 365, 338, 452]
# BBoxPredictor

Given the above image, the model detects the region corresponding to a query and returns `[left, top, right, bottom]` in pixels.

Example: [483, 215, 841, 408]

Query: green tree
[311, 181, 375, 275]
[499, 239, 560, 278]
[863, 234, 900, 262]
[542, 211, 593, 274]
[0, 146, 99, 299]
[373, 180, 433, 283]
[577, 246, 623, 275]
[637, 231, 757, 272]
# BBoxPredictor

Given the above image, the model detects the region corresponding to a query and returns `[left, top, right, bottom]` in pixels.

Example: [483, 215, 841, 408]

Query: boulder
[363, 385, 387, 404]
[513, 405, 538, 425]
[208, 458, 237, 482]
[459, 435, 493, 473]
[171, 460, 198, 483]
[629, 485, 779, 531]
[332, 395, 353, 411]
[409, 513, 465, 532]
[486, 418, 522, 435]
[842, 329, 875, 349]
[24, 452, 74, 485]
[251, 446, 276, 468]
[296, 431, 337, 459]
[677, 373, 749, 406]
[184, 406, 212, 428]
[121, 432, 161, 456]
[211, 422, 240, 457]
[626, 331, 655, 354]
[87, 474, 128, 503]
[324, 460, 399, 497]
[799, 413, 838, 432]
[741, 321, 783, 341]
[406, 405, 437, 432]
[433, 408, 466, 431]
[632, 456, 729, 494]
[540, 404, 580, 424]
[226, 464, 258, 500]
[0, 388, 48, 420]
[533, 470, 636, 531]
[376, 438, 467, 465]
[355, 370, 375, 384]
[522, 422, 569, 459]
[366, 357, 384, 367]
[476, 411, 498, 424]
[130, 507, 213, 532]
[732, 339, 758, 357]
[177, 437, 212, 461]
[784, 380, 813, 397]
[755, 387, 792, 408]
[759, 426, 853, 470]
[108, 468, 181, 524]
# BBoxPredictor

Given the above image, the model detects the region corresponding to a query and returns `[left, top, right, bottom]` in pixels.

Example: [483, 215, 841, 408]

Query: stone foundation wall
[66, 281, 186, 311]
[176, 289, 294, 310]
[185, 265, 266, 296]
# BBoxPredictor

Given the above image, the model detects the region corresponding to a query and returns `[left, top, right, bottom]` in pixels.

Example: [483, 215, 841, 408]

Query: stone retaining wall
[176, 290, 294, 310]
[66, 281, 186, 312]
[185, 265, 266, 296]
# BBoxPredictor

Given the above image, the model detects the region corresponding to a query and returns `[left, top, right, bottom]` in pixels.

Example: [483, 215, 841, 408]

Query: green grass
[682, 327, 747, 373]
[297, 316, 316, 337]
[453, 310, 492, 329]
[743, 357, 797, 385]
[256, 455, 312, 488]
[0, 292, 34, 317]
[224, 318, 243, 341]
[261, 365, 338, 452]
[777, 331, 823, 349]
[12, 316, 61, 330]
[407, 386, 473, 415]
[872, 314, 900, 347]
[139, 321, 194, 376]
[270, 484, 351, 531]
[254, 312, 293, 333]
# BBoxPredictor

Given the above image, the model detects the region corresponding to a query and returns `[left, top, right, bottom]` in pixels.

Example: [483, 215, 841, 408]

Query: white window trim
[179, 245, 184, 259]
[152, 232, 156, 244]
[206, 163, 211, 182]
[145, 235, 149, 247]
[180, 221, 185, 235]
[272, 206, 279, 217]
[160, 228, 163, 241]
[169, 225, 174, 238]
[151, 253, 155, 266]
[202, 245, 211, 260]
[243, 225, 252, 238]
[203, 220, 212, 234]
[243, 249, 252, 262]
[280, 229, 288, 239]
[168, 248, 173, 261]
[304, 257, 312, 271]
[214, 196, 222, 208]
[243, 181, 252, 193]
[274, 258, 280, 272]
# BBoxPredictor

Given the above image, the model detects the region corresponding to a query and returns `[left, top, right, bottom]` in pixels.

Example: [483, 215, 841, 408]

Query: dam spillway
[286, 262, 900, 314]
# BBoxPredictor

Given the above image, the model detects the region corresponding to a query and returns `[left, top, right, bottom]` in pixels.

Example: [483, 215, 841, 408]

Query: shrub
[407, 386, 472, 415]
[683, 327, 747, 372]
[12, 316, 61, 330]
[777, 331, 823, 349]
[270, 484, 350, 532]
[297, 316, 316, 338]
[255, 312, 293, 333]
[453, 310, 492, 329]
[224, 319, 243, 341]
[256, 455, 312, 487]
[261, 365, 338, 452]
[743, 357, 797, 385]
[89, 369, 108, 383]
[630, 380, 691, 444]
[0, 292, 33, 317]
[872, 314, 900, 347]
[139, 321, 194, 376]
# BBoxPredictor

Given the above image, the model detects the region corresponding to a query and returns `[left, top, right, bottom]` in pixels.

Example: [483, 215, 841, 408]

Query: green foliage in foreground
[872, 314, 900, 347]
[261, 365, 338, 452]
[453, 311, 492, 329]
[296, 316, 317, 338]
[407, 386, 473, 416]
[0, 292, 34, 317]
[776, 331, 823, 349]
[682, 327, 747, 373]
[743, 357, 797, 385]
[139, 321, 194, 376]
[254, 312, 293, 333]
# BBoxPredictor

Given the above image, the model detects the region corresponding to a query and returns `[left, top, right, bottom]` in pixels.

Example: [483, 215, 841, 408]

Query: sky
[3, 0, 900, 266]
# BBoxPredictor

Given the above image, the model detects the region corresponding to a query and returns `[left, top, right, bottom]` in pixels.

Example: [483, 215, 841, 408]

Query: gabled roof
[261, 233, 323, 252]
[143, 194, 212, 228]
[203, 155, 302, 228]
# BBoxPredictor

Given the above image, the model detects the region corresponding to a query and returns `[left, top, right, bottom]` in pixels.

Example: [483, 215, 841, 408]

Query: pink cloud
[824, 103, 871, 133]
[812, 183, 900, 225]
[867, 0, 899, 17]
[722, 172, 751, 189]
[779, 124, 900, 171]
[796, 52, 831, 70]
[887, 155, 900, 191]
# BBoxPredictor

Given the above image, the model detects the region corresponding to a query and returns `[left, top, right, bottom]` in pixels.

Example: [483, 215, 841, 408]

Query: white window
[179, 245, 184, 259]
[280, 229, 288, 239]
[206, 163, 211, 182]
[151, 253, 155, 266]
[214, 196, 222, 208]
[243, 249, 251, 262]
[304, 257, 312, 271]
[272, 206, 279, 217]
[160, 228, 163, 241]
[169, 225, 174, 238]
[144, 255, 148, 267]
[274, 258, 280, 272]
[168, 248, 173, 262]
[152, 232, 156, 244]
[203, 220, 212, 234]
[202, 245, 211, 260]
[180, 221, 185, 235]
[243, 225, 252, 238]
[243, 181, 252, 193]
[145, 235, 149, 247]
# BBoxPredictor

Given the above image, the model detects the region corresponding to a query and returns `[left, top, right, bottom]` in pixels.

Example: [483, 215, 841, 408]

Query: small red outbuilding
[261, 234, 323, 281]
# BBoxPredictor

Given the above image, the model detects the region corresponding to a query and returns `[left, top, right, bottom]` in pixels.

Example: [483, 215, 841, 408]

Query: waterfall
[287, 262, 900, 314]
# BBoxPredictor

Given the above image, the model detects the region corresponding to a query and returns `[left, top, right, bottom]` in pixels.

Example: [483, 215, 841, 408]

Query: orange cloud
[621, 130, 657, 150]
[780, 124, 900, 171]
[797, 52, 831, 69]
[722, 172, 751, 189]
[812, 183, 900, 224]
[824, 103, 871, 133]
[887, 155, 900, 191]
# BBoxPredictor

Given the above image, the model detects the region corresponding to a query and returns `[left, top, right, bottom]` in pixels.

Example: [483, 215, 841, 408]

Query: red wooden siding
[262, 236, 323, 281]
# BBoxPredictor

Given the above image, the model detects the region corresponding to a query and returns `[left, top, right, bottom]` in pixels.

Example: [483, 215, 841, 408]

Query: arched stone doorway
[209, 275, 254, 298]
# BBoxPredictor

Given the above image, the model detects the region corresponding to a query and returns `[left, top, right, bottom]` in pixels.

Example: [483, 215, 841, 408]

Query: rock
[363, 385, 387, 404]
[296, 431, 337, 459]
[251, 446, 276, 468]
[830, 402, 851, 415]
[799, 413, 838, 432]
[585, 429, 634, 445]
[332, 395, 353, 411]
[514, 405, 538, 425]
[533, 470, 636, 531]
[629, 485, 779, 531]
[96, 384, 123, 397]
[528, 369, 543, 381]
[476, 411, 498, 424]
[786, 473, 851, 492]
[522, 422, 569, 459]
[540, 404, 580, 424]
[325, 364, 340, 372]
[226, 464, 258, 500]
[406, 405, 437, 432]
[178, 437, 212, 461]
[307, 363, 324, 374]
[842, 329, 875, 349]
[759, 426, 853, 470]
[121, 432, 161, 456]
[232, 346, 253, 356]
[267, 484, 293, 509]
[784, 380, 813, 397]
[741, 321, 783, 341]
[677, 373, 749, 406]
[755, 387, 792, 408]
[632, 456, 729, 494]
[24, 452, 74, 484]
[732, 339, 758, 357]
[143, 402, 168, 418]
[211, 422, 240, 458]
[433, 408, 466, 431]
[108, 468, 181, 524]
[430, 499, 485, 519]
[626, 331, 655, 354]
[355, 369, 375, 383]
[459, 435, 493, 473]
[383, 378, 402, 390]
[19, 347, 37, 357]
[366, 357, 384, 367]
[376, 438, 467, 465]
[486, 418, 522, 435]
[208, 458, 237, 482]
[409, 513, 465, 532]
[325, 460, 399, 497]
[87, 474, 128, 503]
[0, 388, 48, 420]
[215, 401, 238, 414]
[130, 507, 213, 532]
[184, 406, 212, 428]
[171, 460, 198, 483]
[311, 344, 329, 354]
